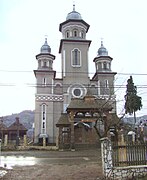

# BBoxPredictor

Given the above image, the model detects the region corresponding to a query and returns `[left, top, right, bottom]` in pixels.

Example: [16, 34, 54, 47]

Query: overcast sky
[0, 0, 147, 117]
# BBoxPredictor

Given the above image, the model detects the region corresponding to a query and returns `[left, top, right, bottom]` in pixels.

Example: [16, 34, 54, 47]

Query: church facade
[34, 6, 117, 145]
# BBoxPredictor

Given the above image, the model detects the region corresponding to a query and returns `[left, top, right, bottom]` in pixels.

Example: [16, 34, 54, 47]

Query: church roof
[97, 40, 108, 57]
[67, 96, 112, 112]
[56, 113, 71, 127]
[40, 38, 51, 53]
[66, 4, 82, 20]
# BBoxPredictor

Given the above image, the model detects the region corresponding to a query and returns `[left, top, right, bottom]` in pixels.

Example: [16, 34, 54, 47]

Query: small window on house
[72, 49, 81, 66]
[43, 61, 47, 67]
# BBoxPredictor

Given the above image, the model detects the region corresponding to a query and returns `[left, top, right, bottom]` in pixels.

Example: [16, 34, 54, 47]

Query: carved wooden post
[118, 129, 127, 166]
[59, 127, 63, 150]
[4, 134, 8, 147]
[69, 111, 75, 151]
[23, 135, 27, 146]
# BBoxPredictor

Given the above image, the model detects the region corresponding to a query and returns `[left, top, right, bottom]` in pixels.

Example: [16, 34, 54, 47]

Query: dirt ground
[2, 162, 104, 180]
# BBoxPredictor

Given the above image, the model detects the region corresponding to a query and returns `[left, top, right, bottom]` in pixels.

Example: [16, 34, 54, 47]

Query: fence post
[101, 137, 113, 178]
[118, 129, 127, 166]
[4, 134, 8, 147]
[23, 135, 27, 147]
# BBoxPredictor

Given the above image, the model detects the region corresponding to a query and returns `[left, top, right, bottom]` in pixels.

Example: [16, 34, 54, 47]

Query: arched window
[73, 29, 78, 37]
[42, 78, 46, 86]
[54, 83, 62, 95]
[105, 80, 109, 88]
[66, 30, 70, 38]
[41, 104, 46, 134]
[98, 62, 102, 70]
[81, 31, 84, 38]
[104, 79, 109, 95]
[72, 49, 81, 66]
[103, 62, 107, 70]
[98, 80, 101, 95]
[108, 62, 111, 70]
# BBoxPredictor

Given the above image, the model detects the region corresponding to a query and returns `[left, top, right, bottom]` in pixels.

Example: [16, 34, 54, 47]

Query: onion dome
[40, 38, 51, 53]
[66, 4, 82, 20]
[97, 40, 108, 56]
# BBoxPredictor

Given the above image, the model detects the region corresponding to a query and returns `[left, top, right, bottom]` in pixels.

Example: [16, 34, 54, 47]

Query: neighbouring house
[0, 117, 27, 143]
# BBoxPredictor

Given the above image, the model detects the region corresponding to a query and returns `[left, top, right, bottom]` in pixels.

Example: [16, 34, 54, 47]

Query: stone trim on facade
[36, 94, 64, 101]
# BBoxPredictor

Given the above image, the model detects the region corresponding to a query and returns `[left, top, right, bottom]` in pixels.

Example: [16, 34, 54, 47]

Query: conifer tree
[124, 76, 142, 124]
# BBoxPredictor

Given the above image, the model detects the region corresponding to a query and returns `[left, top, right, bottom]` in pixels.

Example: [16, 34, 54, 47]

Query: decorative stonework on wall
[36, 95, 64, 101]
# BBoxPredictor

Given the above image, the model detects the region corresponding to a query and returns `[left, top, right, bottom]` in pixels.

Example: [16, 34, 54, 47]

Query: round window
[73, 88, 81, 97]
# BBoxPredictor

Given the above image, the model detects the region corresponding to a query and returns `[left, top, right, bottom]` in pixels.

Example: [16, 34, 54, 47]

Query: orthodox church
[34, 5, 117, 147]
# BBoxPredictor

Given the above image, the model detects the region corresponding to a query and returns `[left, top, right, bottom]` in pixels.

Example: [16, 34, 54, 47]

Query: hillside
[0, 110, 34, 129]
[1, 110, 147, 131]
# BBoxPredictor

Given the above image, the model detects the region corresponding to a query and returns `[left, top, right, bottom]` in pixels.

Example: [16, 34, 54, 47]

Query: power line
[1, 83, 147, 89]
[0, 69, 147, 76]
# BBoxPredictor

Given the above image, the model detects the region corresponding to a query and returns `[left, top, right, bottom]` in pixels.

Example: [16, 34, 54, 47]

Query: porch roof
[56, 113, 71, 127]
[67, 97, 112, 112]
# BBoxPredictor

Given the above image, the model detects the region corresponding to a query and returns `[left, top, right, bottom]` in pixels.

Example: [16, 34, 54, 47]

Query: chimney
[15, 117, 19, 124]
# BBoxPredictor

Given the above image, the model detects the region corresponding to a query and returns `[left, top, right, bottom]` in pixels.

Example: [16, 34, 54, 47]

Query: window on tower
[66, 30, 70, 38]
[72, 49, 81, 67]
[103, 62, 107, 70]
[41, 104, 46, 134]
[105, 79, 109, 88]
[43, 61, 47, 67]
[81, 30, 85, 38]
[43, 78, 46, 86]
[72, 29, 78, 37]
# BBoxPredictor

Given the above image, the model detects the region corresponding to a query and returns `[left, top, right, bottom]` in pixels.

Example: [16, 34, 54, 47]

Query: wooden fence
[112, 142, 147, 167]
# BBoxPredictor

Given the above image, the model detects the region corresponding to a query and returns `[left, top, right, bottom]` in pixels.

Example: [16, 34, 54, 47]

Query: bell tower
[34, 38, 56, 144]
[59, 5, 91, 111]
[92, 40, 117, 112]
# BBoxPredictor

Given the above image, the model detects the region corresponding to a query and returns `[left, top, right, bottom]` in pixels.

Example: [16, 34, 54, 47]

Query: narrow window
[73, 29, 78, 37]
[66, 31, 69, 38]
[103, 62, 107, 70]
[74, 31, 77, 37]
[98, 80, 100, 95]
[72, 49, 80, 66]
[105, 80, 109, 88]
[43, 78, 46, 86]
[81, 32, 84, 38]
[98, 62, 101, 70]
[43, 112, 45, 120]
[43, 122, 45, 129]
[43, 61, 47, 67]
[41, 104, 46, 134]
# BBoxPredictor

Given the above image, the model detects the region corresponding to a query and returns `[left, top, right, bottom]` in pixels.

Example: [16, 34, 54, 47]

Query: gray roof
[40, 38, 51, 53]
[97, 41, 108, 56]
[56, 113, 71, 127]
[66, 5, 82, 20]
[67, 96, 112, 111]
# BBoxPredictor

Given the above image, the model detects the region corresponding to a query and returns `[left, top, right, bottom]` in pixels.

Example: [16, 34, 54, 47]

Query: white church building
[33, 5, 117, 145]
